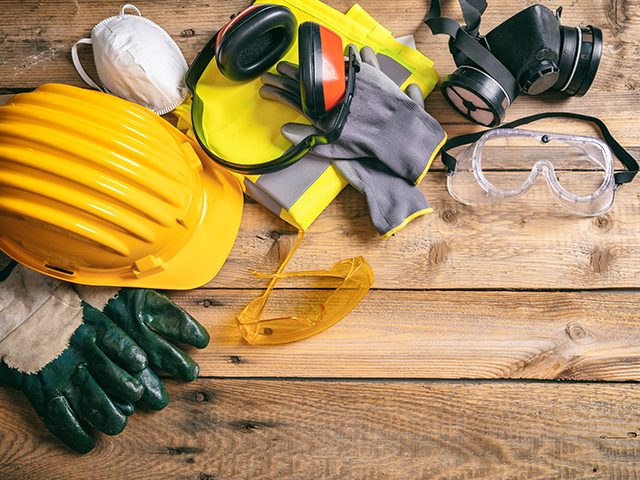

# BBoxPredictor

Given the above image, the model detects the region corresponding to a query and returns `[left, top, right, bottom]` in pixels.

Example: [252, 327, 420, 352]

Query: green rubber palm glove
[71, 287, 211, 413]
[0, 264, 210, 453]
[0, 299, 148, 453]
[103, 288, 210, 384]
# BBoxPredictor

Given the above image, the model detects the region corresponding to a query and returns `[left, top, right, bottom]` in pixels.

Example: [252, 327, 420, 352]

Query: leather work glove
[260, 45, 445, 237]
[0, 263, 209, 453]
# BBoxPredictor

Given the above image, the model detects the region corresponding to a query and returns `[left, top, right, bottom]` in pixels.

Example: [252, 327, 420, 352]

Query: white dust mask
[71, 4, 188, 114]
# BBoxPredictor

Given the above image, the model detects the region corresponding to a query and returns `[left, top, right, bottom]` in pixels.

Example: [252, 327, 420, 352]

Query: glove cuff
[0, 265, 84, 373]
[73, 285, 120, 310]
[333, 158, 433, 238]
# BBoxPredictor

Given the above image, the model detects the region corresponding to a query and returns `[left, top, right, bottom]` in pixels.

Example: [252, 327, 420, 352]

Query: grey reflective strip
[244, 178, 282, 217]
[251, 152, 331, 210]
[377, 53, 412, 87]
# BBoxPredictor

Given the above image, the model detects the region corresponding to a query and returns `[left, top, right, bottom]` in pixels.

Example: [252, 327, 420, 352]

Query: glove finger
[281, 122, 324, 145]
[68, 364, 128, 436]
[134, 367, 169, 411]
[41, 396, 95, 454]
[0, 361, 21, 388]
[135, 328, 201, 382]
[143, 290, 210, 349]
[82, 338, 144, 402]
[82, 302, 148, 373]
[259, 85, 306, 118]
[405, 83, 425, 108]
[360, 46, 380, 70]
[275, 60, 300, 82]
[107, 395, 136, 416]
[345, 43, 362, 63]
[260, 70, 301, 98]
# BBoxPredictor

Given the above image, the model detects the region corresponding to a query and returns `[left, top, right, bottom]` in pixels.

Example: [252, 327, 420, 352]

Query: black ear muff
[298, 21, 346, 119]
[216, 4, 297, 82]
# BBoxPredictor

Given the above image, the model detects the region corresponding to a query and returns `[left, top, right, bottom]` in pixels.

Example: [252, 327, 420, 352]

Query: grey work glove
[0, 263, 209, 453]
[260, 45, 442, 237]
[259, 45, 447, 184]
[332, 156, 433, 237]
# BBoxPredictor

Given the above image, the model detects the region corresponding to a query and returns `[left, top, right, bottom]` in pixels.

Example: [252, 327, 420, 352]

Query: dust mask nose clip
[71, 4, 189, 115]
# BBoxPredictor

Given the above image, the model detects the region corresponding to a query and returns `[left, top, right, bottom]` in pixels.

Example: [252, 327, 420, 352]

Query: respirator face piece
[427, 3, 603, 127]
[186, 4, 357, 174]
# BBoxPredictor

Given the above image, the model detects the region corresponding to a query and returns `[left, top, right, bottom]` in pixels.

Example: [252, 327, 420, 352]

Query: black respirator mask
[425, 0, 603, 126]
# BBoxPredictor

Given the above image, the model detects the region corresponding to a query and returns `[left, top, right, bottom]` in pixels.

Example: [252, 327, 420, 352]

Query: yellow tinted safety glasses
[236, 230, 374, 345]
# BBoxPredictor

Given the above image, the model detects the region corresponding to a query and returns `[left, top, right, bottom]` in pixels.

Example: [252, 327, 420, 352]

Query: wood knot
[440, 209, 458, 224]
[227, 356, 242, 364]
[429, 242, 449, 265]
[202, 298, 222, 308]
[181, 28, 195, 37]
[593, 215, 613, 232]
[241, 423, 260, 433]
[566, 324, 596, 345]
[591, 248, 614, 274]
[270, 232, 297, 263]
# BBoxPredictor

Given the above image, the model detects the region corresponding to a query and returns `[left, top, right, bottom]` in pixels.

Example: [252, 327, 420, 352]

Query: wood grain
[3, 0, 640, 476]
[168, 288, 640, 381]
[197, 182, 640, 290]
[2, 379, 640, 480]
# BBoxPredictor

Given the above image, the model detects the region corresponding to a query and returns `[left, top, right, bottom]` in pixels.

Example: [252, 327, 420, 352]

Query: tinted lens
[235, 230, 374, 345]
[236, 257, 374, 345]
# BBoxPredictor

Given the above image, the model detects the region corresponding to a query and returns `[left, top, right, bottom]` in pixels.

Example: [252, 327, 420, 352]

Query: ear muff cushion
[216, 4, 297, 82]
[298, 22, 345, 119]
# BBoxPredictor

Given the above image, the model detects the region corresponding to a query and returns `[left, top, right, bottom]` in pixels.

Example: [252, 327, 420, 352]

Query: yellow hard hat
[0, 84, 244, 289]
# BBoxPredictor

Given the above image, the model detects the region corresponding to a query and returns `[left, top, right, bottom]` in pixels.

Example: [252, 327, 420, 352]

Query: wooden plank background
[2, 0, 640, 478]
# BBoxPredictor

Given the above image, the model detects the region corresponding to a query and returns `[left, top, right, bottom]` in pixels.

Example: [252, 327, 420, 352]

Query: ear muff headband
[186, 14, 360, 175]
[215, 4, 297, 82]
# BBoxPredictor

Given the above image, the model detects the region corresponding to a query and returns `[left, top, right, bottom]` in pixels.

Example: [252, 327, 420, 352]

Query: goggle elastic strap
[442, 112, 639, 187]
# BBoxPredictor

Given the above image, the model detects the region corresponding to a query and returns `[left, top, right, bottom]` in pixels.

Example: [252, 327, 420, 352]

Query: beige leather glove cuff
[0, 262, 121, 374]
[0, 265, 84, 373]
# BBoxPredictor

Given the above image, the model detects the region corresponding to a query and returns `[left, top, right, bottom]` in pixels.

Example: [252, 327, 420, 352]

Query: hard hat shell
[0, 84, 243, 289]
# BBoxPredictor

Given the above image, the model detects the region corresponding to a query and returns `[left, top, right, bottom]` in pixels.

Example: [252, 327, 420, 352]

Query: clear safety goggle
[236, 230, 374, 345]
[442, 113, 639, 216]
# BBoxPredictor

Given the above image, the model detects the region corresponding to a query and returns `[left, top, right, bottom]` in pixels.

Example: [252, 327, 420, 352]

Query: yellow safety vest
[174, 0, 440, 231]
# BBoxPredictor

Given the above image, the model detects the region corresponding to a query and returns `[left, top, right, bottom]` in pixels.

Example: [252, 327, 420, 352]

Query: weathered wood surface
[171, 289, 640, 381]
[4, 380, 640, 480]
[3, 0, 640, 477]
